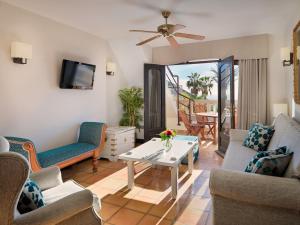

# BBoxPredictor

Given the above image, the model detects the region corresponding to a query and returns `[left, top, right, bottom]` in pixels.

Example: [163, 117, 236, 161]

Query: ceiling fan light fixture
[130, 10, 205, 47]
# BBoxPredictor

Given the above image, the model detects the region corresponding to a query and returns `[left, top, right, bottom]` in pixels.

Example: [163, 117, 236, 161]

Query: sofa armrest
[209, 169, 300, 211]
[30, 166, 63, 191]
[14, 190, 98, 225]
[229, 129, 248, 142]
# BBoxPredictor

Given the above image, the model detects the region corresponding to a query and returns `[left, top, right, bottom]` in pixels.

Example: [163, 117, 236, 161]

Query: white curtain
[237, 58, 267, 129]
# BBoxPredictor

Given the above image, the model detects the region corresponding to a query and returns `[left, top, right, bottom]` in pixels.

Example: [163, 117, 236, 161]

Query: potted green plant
[119, 87, 144, 127]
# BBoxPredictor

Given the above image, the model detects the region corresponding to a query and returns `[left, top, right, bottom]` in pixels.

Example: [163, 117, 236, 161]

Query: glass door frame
[144, 63, 166, 141]
[217, 56, 238, 157]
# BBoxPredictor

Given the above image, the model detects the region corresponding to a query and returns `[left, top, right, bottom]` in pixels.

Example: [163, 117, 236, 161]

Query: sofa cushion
[37, 143, 96, 168]
[245, 146, 293, 176]
[267, 114, 291, 150]
[277, 118, 300, 178]
[42, 180, 101, 212]
[17, 179, 45, 214]
[243, 123, 274, 151]
[222, 141, 257, 171]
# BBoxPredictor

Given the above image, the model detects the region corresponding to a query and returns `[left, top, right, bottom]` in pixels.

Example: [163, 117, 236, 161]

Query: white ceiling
[2, 0, 300, 46]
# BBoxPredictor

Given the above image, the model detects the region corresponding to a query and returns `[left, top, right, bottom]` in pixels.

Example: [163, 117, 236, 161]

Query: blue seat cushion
[37, 142, 97, 168]
[173, 135, 199, 164]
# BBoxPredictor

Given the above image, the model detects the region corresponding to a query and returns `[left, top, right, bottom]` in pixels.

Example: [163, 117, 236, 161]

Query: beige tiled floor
[62, 140, 222, 225]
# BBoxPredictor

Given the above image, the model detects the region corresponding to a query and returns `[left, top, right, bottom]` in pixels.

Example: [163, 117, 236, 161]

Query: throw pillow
[17, 179, 45, 214]
[243, 123, 275, 151]
[245, 146, 293, 176]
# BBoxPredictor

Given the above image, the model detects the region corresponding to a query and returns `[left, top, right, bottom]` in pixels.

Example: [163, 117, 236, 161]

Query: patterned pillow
[245, 146, 293, 176]
[243, 123, 275, 151]
[17, 179, 45, 214]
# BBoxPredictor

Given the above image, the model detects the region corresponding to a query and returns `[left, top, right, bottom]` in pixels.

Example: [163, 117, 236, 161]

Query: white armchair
[0, 152, 102, 225]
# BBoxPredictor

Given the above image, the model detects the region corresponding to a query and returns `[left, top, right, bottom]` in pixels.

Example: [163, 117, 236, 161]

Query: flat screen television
[59, 59, 96, 89]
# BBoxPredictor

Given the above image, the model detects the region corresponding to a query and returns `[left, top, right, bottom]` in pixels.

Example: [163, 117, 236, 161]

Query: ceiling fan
[130, 10, 205, 47]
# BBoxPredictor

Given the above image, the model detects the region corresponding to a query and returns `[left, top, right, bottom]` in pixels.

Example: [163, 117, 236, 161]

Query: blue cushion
[17, 179, 45, 214]
[173, 135, 199, 164]
[245, 146, 293, 176]
[78, 122, 105, 147]
[243, 123, 275, 151]
[37, 143, 96, 168]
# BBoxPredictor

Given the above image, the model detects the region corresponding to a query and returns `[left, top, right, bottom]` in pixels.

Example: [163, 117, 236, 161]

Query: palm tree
[186, 72, 201, 97]
[198, 76, 214, 99]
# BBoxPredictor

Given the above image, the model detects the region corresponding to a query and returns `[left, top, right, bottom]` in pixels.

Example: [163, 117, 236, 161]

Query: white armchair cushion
[42, 180, 101, 212]
[43, 180, 82, 205]
[30, 166, 63, 191]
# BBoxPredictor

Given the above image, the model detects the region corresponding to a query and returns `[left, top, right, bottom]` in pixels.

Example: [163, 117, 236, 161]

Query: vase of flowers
[159, 129, 176, 151]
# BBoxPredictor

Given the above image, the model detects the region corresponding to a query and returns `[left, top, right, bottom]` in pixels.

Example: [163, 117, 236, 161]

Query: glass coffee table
[119, 138, 197, 199]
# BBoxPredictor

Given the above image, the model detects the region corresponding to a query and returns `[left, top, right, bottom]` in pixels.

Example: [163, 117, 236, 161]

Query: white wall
[0, 2, 109, 150]
[106, 38, 152, 126]
[152, 34, 269, 64]
[267, 32, 289, 123]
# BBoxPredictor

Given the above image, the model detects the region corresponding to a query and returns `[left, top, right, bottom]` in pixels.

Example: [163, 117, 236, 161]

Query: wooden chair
[195, 114, 216, 141]
[179, 110, 205, 139]
[194, 103, 216, 141]
[194, 103, 207, 113]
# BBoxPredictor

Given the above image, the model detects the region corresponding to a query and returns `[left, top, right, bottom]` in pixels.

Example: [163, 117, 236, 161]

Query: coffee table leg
[188, 150, 193, 174]
[127, 161, 134, 190]
[171, 166, 178, 199]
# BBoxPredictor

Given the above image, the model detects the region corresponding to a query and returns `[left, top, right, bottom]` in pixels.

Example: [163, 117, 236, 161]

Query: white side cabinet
[101, 126, 136, 161]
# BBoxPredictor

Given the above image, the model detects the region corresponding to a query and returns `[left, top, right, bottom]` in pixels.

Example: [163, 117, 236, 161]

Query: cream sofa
[0, 152, 102, 225]
[210, 114, 300, 225]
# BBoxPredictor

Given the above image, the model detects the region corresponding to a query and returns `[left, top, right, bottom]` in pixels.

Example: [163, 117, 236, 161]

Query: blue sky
[168, 62, 219, 100]
[168, 62, 218, 79]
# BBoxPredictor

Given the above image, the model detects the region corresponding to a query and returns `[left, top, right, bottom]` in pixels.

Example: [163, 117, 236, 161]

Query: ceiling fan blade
[166, 36, 179, 48]
[174, 11, 212, 18]
[172, 24, 186, 32]
[136, 35, 162, 46]
[130, 29, 159, 34]
[174, 32, 205, 40]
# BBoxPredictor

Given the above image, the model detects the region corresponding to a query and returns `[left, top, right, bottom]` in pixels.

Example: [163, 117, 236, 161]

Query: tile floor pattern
[62, 140, 223, 225]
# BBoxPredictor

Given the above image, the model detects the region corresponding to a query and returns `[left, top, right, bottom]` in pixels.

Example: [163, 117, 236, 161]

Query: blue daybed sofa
[6, 122, 107, 172]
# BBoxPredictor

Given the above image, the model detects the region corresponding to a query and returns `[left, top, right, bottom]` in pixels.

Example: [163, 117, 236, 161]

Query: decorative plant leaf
[119, 87, 144, 127]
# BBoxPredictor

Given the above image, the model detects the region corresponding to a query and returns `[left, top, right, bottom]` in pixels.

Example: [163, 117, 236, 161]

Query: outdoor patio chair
[179, 110, 205, 139]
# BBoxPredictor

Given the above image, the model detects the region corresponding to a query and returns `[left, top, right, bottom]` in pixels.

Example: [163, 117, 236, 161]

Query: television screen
[59, 59, 96, 89]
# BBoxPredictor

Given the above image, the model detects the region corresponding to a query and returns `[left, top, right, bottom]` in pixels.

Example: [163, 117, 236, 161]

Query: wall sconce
[280, 47, 293, 67]
[11, 42, 32, 64]
[106, 62, 116, 75]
